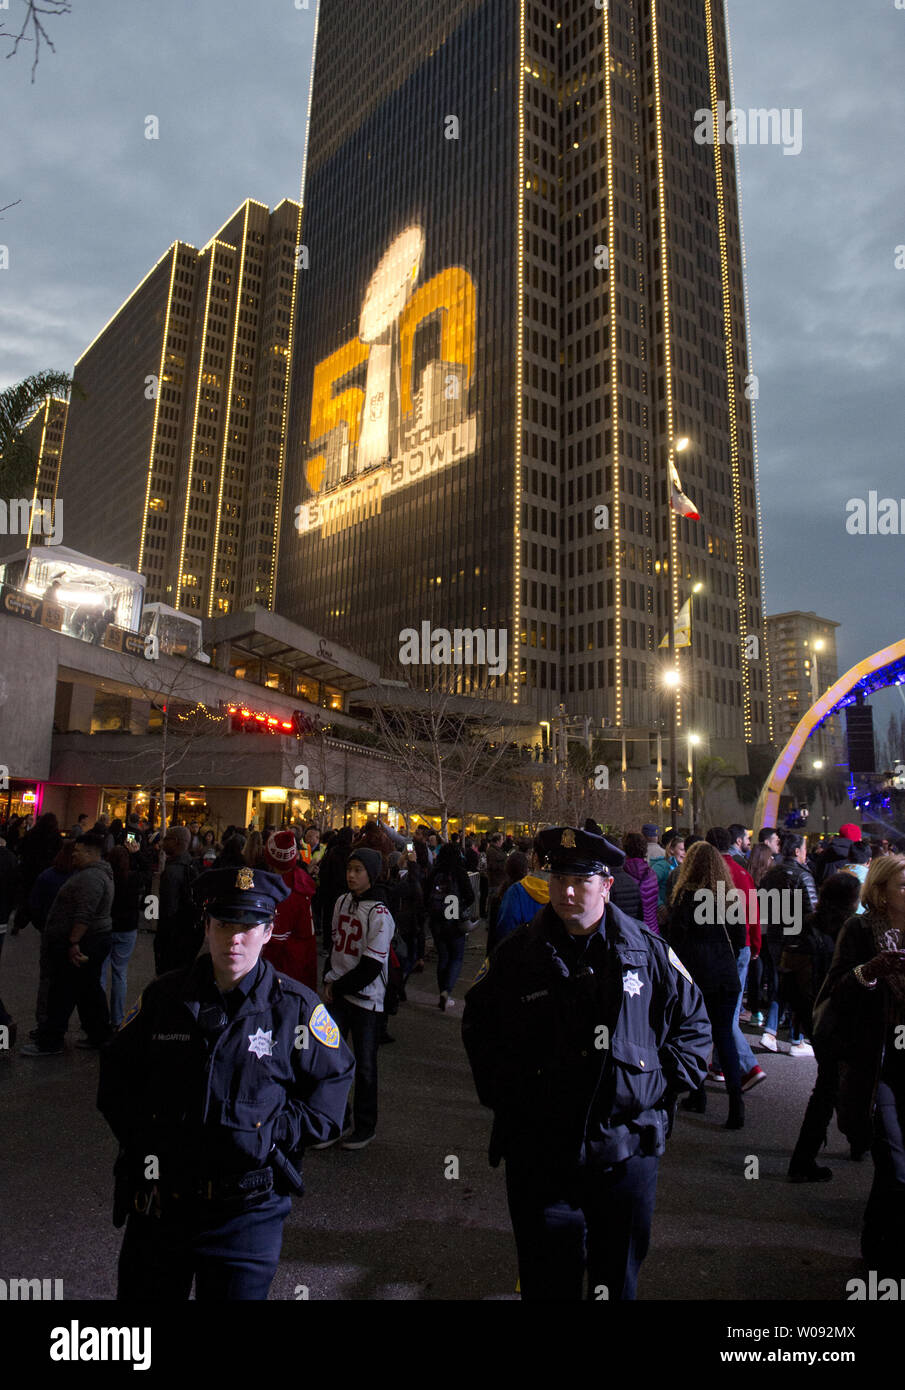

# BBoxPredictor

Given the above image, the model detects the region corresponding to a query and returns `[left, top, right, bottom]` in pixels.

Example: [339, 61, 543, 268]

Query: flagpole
[689, 599, 696, 830]
[669, 603, 678, 830]
[689, 582, 704, 831]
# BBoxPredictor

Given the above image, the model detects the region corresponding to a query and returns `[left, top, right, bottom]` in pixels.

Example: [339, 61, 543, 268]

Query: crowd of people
[2, 804, 905, 1291]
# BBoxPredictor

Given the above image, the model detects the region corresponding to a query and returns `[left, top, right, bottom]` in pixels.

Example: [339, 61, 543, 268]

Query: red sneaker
[741, 1064, 767, 1092]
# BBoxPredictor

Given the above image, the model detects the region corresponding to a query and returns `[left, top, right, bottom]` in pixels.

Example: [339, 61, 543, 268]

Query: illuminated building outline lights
[513, 0, 526, 705]
[602, 3, 622, 725]
[270, 201, 304, 613]
[207, 203, 251, 619]
[650, 0, 682, 726]
[138, 245, 180, 576]
[24, 399, 50, 550]
[723, 1, 771, 743]
[705, 0, 751, 740]
[176, 247, 222, 610]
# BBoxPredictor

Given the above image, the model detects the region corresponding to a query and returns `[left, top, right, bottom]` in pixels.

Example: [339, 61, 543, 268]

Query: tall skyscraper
[766, 611, 846, 770]
[58, 198, 301, 614]
[280, 0, 770, 750]
[0, 395, 68, 559]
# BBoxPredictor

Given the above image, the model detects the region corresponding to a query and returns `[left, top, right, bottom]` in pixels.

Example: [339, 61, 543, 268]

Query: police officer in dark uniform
[98, 866, 354, 1301]
[462, 826, 711, 1301]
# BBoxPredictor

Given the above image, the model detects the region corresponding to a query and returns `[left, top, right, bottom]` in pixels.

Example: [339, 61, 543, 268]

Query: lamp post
[662, 668, 680, 825]
[688, 732, 701, 831]
[813, 759, 828, 837]
[688, 580, 704, 799]
[809, 638, 825, 760]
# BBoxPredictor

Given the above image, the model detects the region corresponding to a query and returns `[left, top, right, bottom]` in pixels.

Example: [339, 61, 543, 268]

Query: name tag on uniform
[520, 989, 549, 1004]
[152, 1032, 191, 1042]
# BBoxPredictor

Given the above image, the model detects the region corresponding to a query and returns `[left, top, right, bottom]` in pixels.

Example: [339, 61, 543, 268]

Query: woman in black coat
[664, 841, 746, 1128]
[425, 842, 475, 1010]
[14, 812, 63, 930]
[812, 854, 905, 1269]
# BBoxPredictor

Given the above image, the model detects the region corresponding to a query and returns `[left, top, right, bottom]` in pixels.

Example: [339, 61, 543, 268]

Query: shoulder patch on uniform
[667, 946, 693, 983]
[309, 1003, 340, 1049]
[120, 994, 142, 1030]
[472, 957, 490, 985]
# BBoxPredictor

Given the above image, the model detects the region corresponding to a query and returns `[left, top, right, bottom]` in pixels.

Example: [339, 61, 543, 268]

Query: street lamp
[809, 638, 825, 756]
[662, 668, 680, 824]
[688, 733, 701, 830]
[813, 759, 828, 837]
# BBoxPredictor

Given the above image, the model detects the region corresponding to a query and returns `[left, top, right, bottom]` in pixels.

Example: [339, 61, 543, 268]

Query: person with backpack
[320, 847, 394, 1149]
[425, 841, 476, 1011]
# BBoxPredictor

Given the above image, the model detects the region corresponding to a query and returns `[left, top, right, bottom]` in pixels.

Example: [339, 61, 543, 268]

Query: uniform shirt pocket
[609, 1037, 665, 1114]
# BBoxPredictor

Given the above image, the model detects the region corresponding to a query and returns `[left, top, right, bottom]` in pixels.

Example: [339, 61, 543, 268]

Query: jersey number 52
[334, 915, 363, 957]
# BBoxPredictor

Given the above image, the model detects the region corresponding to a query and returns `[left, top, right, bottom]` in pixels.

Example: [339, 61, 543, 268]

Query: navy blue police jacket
[462, 901, 711, 1166]
[98, 954, 354, 1194]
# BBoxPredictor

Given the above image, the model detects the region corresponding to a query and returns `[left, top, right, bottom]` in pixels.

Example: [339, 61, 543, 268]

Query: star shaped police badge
[247, 1028, 275, 1058]
[622, 970, 644, 998]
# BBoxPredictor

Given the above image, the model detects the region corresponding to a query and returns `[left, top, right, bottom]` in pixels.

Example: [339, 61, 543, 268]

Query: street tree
[1, 0, 72, 81]
[368, 677, 511, 841]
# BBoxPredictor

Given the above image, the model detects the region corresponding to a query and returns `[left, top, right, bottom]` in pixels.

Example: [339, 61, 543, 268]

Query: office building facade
[58, 198, 302, 615]
[280, 0, 770, 745]
[766, 611, 846, 770]
[0, 396, 68, 559]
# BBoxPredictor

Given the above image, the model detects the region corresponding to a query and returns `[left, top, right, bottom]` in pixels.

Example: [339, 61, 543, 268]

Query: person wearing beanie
[838, 823, 862, 843]
[621, 832, 660, 934]
[319, 847, 395, 1149]
[642, 824, 665, 862]
[262, 831, 319, 991]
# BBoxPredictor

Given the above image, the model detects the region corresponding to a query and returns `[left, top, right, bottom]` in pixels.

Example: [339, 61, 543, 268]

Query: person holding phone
[814, 854, 905, 1272]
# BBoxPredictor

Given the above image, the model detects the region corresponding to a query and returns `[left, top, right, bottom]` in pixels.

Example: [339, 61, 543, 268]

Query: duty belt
[193, 1169, 274, 1202]
[134, 1168, 274, 1214]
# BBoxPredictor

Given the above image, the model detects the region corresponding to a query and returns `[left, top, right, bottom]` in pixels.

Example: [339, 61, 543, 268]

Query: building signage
[295, 227, 478, 539]
[101, 626, 148, 659]
[0, 585, 64, 631]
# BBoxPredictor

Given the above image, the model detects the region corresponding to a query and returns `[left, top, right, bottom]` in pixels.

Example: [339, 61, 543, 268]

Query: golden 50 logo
[295, 227, 478, 538]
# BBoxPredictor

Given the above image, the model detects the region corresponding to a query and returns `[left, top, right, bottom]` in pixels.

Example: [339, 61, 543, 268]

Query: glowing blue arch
[754, 639, 905, 831]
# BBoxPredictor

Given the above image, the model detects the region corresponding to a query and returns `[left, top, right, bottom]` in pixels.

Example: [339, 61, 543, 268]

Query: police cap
[536, 825, 625, 877]
[194, 866, 291, 926]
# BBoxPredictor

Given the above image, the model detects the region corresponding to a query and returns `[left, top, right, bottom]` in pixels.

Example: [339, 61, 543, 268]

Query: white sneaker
[759, 1032, 778, 1052]
[789, 1040, 815, 1058]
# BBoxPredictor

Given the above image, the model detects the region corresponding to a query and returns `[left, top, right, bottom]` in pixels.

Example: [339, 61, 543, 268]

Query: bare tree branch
[369, 667, 513, 838]
[1, 0, 72, 81]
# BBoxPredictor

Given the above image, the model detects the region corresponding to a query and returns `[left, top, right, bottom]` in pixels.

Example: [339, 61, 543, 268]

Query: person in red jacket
[706, 827, 765, 1093]
[262, 831, 318, 991]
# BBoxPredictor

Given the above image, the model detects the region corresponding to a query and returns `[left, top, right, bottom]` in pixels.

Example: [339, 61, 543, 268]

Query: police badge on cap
[536, 825, 625, 877]
[194, 866, 291, 925]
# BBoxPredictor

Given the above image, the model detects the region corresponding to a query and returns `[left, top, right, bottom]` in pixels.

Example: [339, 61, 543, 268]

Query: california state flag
[669, 459, 700, 520]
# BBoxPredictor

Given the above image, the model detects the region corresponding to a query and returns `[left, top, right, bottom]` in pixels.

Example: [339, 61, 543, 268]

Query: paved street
[0, 924, 873, 1303]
